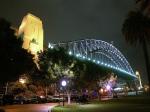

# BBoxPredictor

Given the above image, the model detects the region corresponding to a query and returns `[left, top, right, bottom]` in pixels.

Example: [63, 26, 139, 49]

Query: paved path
[0, 103, 57, 112]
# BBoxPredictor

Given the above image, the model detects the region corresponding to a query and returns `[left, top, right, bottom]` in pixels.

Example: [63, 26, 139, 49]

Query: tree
[37, 46, 112, 103]
[38, 47, 76, 83]
[37, 47, 105, 89]
[0, 18, 36, 84]
[122, 1, 150, 88]
[37, 47, 85, 104]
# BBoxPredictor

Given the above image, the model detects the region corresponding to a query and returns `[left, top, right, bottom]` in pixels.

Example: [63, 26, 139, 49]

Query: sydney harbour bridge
[17, 13, 137, 79]
[48, 39, 137, 79]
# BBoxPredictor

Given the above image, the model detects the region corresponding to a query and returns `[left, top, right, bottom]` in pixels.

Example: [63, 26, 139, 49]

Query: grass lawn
[51, 96, 150, 112]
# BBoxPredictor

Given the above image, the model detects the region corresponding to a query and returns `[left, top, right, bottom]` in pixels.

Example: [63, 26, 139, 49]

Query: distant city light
[48, 43, 54, 49]
[106, 85, 111, 90]
[99, 88, 104, 94]
[19, 78, 26, 84]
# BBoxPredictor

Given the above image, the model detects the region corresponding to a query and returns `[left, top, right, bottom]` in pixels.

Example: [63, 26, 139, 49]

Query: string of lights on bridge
[68, 51, 136, 78]
[48, 40, 137, 79]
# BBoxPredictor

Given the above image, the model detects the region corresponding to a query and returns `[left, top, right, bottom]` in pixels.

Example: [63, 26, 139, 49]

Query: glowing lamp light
[136, 71, 139, 76]
[61, 80, 67, 87]
[100, 88, 104, 93]
[104, 89, 107, 92]
[40, 95, 44, 98]
[19, 78, 26, 84]
[106, 85, 111, 90]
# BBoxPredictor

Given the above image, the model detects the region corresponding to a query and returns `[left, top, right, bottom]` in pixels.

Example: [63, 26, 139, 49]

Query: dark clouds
[0, 0, 149, 83]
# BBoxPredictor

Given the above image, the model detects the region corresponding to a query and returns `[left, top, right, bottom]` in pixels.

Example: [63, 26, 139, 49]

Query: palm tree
[122, 0, 150, 89]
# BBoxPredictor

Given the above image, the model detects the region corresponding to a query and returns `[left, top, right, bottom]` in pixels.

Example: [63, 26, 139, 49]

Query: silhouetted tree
[0, 18, 36, 84]
[122, 1, 150, 87]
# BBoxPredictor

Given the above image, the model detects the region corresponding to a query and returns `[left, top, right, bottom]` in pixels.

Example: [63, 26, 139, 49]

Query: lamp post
[136, 71, 143, 89]
[61, 80, 67, 106]
[5, 82, 9, 95]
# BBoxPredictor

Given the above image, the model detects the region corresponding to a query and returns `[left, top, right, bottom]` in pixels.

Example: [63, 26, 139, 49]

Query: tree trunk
[45, 86, 48, 97]
[5, 82, 9, 95]
[67, 91, 71, 104]
[142, 40, 150, 94]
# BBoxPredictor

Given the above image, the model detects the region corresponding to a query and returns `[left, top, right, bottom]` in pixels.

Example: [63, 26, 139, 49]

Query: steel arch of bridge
[49, 39, 136, 78]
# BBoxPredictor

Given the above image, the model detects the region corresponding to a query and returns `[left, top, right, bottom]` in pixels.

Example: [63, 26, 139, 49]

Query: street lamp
[61, 80, 67, 87]
[61, 80, 67, 106]
[135, 71, 143, 89]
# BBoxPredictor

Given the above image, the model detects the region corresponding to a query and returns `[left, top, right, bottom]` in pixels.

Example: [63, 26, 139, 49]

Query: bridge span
[48, 39, 137, 79]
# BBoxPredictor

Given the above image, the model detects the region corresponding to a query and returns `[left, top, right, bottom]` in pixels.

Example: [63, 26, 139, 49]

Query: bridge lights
[48, 43, 54, 49]
[93, 60, 96, 62]
[107, 64, 110, 67]
[88, 58, 91, 61]
[76, 54, 80, 57]
[68, 51, 72, 55]
[82, 56, 86, 59]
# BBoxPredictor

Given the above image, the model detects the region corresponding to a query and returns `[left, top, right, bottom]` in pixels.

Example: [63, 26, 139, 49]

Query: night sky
[0, 0, 149, 84]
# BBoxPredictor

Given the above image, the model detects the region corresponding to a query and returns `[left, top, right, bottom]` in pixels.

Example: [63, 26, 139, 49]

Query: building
[18, 13, 43, 55]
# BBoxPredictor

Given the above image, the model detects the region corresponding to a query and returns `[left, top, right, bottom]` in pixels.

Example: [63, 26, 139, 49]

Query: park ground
[51, 96, 150, 112]
[0, 96, 150, 112]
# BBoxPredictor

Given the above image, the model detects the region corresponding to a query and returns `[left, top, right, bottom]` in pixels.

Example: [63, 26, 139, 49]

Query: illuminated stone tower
[18, 13, 43, 55]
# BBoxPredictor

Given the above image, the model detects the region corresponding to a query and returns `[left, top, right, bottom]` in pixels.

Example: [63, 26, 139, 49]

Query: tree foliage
[122, 11, 150, 44]
[38, 47, 82, 83]
[37, 47, 109, 90]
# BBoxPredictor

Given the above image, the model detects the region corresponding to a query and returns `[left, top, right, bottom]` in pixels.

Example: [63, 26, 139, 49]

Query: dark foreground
[52, 96, 150, 112]
[0, 96, 150, 112]
[0, 103, 57, 112]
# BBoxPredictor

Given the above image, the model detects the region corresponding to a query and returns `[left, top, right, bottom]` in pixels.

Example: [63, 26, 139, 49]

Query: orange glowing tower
[18, 13, 43, 55]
